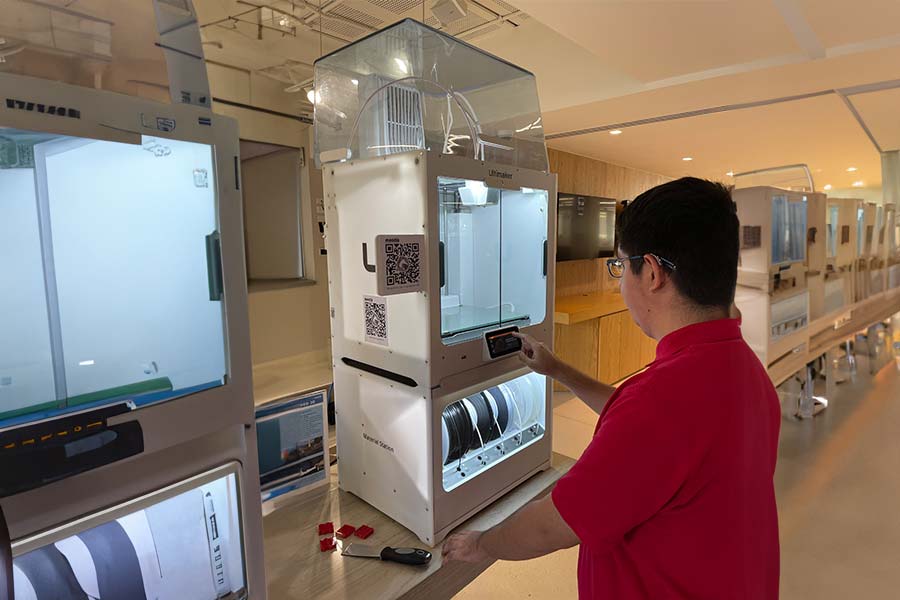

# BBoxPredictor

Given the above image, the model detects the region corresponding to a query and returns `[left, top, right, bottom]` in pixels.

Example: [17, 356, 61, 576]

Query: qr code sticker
[385, 242, 421, 288]
[364, 295, 388, 346]
[376, 234, 425, 296]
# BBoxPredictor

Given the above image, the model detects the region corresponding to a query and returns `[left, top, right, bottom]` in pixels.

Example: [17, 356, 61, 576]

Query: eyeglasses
[606, 254, 677, 279]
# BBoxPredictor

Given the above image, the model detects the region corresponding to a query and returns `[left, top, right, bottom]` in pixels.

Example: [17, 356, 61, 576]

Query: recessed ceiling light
[726, 171, 734, 177]
[847, 167, 858, 172]
[682, 157, 693, 161]
[823, 184, 833, 191]
[609, 129, 622, 135]
[852, 180, 864, 187]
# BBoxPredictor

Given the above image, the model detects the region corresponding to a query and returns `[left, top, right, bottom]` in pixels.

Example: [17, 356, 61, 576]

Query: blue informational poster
[255, 390, 328, 505]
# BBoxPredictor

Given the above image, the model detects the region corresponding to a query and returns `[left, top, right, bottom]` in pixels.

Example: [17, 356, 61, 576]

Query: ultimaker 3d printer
[315, 20, 557, 545]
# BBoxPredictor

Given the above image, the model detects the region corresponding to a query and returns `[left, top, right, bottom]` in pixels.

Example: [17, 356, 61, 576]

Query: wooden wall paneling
[619, 313, 647, 379]
[598, 314, 622, 383]
[553, 321, 600, 391]
[550, 148, 671, 300]
[556, 260, 606, 296]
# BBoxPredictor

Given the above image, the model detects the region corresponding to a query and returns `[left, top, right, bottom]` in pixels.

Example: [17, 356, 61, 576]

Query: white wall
[0, 169, 56, 415]
[209, 67, 333, 366]
[43, 137, 226, 396]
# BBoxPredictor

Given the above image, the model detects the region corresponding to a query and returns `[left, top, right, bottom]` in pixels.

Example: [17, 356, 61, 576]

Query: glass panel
[441, 372, 546, 492]
[0, 128, 226, 427]
[13, 470, 246, 599]
[857, 208, 866, 255]
[0, 0, 203, 104]
[771, 195, 787, 265]
[501, 187, 548, 328]
[314, 19, 547, 171]
[889, 207, 900, 256]
[438, 176, 501, 343]
[787, 200, 807, 264]
[827, 205, 840, 259]
[772, 195, 806, 266]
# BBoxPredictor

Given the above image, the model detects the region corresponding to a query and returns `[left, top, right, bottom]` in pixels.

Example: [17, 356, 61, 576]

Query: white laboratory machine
[823, 197, 859, 315]
[733, 187, 810, 369]
[315, 19, 556, 545]
[0, 1, 264, 598]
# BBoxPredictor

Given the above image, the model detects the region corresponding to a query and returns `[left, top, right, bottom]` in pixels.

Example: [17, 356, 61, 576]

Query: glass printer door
[438, 177, 548, 344]
[771, 194, 807, 266]
[0, 129, 227, 427]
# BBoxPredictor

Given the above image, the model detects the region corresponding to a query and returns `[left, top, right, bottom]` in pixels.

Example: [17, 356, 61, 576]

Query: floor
[456, 331, 900, 599]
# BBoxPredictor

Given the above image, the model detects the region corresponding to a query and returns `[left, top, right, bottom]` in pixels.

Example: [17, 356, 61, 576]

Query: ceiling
[188, 0, 900, 193]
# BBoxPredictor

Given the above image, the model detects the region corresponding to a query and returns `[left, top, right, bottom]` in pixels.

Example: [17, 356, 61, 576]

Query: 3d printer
[314, 19, 556, 545]
[733, 187, 810, 368]
[0, 2, 264, 597]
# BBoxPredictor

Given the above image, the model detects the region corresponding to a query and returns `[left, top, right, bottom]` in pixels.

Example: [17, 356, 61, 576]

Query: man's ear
[646, 255, 666, 292]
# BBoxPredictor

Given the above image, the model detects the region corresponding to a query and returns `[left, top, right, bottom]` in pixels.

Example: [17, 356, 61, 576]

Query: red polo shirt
[552, 318, 780, 599]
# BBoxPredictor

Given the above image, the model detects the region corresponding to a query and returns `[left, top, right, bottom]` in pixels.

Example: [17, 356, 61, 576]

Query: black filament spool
[486, 387, 509, 434]
[442, 401, 473, 465]
[467, 393, 499, 448]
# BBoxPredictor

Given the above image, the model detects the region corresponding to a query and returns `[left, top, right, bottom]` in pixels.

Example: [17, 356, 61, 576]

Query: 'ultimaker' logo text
[6, 98, 81, 119]
[362, 432, 395, 454]
[489, 169, 513, 180]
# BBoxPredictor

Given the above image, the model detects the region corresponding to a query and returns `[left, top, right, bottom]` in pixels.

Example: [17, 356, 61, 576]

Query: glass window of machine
[437, 177, 548, 344]
[0, 128, 227, 427]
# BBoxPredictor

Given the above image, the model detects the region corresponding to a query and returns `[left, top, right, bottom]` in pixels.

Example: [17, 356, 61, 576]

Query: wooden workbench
[553, 292, 656, 388]
[263, 454, 575, 600]
[554, 291, 628, 325]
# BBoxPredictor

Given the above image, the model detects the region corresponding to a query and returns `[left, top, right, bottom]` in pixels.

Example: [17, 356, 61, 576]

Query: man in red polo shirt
[443, 177, 781, 599]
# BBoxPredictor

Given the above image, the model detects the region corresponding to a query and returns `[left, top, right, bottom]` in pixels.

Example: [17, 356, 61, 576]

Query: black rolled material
[442, 401, 473, 465]
[486, 387, 509, 433]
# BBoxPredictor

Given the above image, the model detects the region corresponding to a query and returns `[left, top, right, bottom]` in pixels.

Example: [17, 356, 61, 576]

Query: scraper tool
[341, 543, 432, 566]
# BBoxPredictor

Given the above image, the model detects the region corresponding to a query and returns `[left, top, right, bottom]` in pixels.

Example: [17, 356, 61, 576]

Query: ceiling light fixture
[306, 88, 321, 104]
[823, 184, 833, 191]
[682, 157, 693, 161]
[609, 129, 622, 136]
[852, 180, 865, 187]
[351, 78, 359, 86]
[846, 167, 858, 172]
[726, 171, 734, 177]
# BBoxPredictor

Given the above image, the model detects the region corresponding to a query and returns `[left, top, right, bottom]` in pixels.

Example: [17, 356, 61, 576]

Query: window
[1, 129, 226, 425]
[437, 177, 548, 344]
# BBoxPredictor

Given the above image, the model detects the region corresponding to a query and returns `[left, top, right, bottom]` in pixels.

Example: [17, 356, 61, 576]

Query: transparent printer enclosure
[313, 19, 547, 172]
[438, 177, 548, 343]
[0, 128, 226, 426]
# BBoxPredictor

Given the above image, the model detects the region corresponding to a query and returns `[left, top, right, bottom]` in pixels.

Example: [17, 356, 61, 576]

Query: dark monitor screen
[556, 194, 617, 261]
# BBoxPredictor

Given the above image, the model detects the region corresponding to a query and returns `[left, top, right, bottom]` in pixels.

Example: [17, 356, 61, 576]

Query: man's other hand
[513, 332, 558, 377]
[442, 531, 490, 563]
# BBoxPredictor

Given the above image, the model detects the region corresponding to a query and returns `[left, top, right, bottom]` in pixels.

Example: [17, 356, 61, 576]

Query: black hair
[616, 177, 739, 309]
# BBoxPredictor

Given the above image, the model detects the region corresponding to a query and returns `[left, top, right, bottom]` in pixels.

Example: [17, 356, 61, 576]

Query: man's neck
[650, 304, 729, 341]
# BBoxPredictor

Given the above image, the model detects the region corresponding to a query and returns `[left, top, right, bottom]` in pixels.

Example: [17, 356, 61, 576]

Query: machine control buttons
[485, 326, 522, 359]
